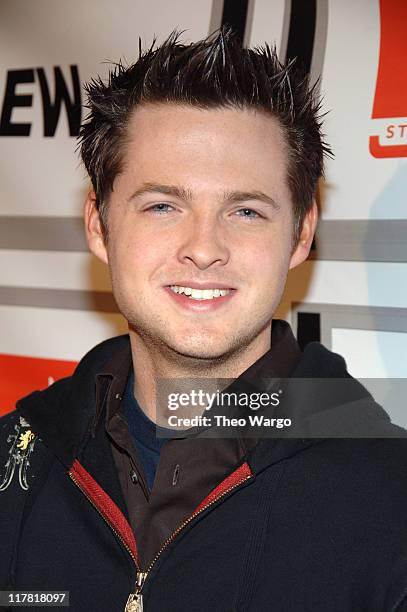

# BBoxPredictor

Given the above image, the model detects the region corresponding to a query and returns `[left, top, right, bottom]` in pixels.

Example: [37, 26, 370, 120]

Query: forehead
[119, 103, 290, 199]
[125, 103, 288, 161]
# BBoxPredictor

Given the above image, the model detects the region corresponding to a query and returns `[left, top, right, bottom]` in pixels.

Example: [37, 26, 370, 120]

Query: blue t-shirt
[122, 371, 167, 492]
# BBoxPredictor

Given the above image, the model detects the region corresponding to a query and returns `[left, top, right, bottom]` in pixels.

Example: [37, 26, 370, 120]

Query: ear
[289, 200, 318, 270]
[84, 191, 108, 265]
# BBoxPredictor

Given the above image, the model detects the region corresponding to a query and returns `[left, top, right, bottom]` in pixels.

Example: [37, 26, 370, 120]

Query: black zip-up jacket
[1, 335, 407, 612]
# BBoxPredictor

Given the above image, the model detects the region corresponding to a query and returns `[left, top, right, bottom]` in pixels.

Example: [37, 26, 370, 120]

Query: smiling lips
[170, 285, 231, 300]
[165, 283, 235, 310]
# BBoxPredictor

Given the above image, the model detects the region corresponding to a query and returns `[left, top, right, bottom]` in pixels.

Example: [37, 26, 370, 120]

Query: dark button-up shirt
[93, 319, 301, 568]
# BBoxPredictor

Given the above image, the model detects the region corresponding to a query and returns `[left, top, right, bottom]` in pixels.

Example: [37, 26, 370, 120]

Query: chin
[168, 334, 234, 361]
[171, 343, 228, 361]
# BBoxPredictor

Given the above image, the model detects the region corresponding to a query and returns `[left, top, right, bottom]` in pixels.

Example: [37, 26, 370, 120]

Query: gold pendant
[125, 593, 143, 612]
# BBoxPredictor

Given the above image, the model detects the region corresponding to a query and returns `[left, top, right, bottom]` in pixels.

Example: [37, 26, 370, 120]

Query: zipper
[70, 465, 253, 611]
[69, 470, 138, 567]
[125, 571, 147, 612]
[129, 471, 253, 610]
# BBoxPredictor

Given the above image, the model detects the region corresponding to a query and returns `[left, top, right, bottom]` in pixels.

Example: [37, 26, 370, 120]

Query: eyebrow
[129, 183, 193, 202]
[224, 190, 280, 212]
[129, 182, 280, 211]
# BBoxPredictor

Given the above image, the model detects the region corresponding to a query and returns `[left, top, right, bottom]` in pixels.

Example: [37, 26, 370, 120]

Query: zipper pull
[125, 571, 147, 612]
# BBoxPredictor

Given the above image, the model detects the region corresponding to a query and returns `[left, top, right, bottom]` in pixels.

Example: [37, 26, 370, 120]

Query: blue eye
[235, 208, 260, 219]
[149, 203, 173, 214]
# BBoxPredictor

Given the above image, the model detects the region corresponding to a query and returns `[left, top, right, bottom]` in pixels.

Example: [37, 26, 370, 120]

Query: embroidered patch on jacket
[0, 416, 37, 491]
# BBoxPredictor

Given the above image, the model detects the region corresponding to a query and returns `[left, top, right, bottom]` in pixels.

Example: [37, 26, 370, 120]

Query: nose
[176, 210, 230, 270]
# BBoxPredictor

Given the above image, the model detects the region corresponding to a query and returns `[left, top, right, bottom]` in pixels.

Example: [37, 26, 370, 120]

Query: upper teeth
[170, 286, 231, 300]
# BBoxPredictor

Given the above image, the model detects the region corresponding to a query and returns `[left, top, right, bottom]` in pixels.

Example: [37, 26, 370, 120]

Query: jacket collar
[16, 335, 130, 467]
[16, 321, 383, 474]
[15, 321, 298, 466]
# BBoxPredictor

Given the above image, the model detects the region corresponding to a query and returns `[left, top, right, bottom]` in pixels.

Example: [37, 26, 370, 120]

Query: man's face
[87, 104, 315, 361]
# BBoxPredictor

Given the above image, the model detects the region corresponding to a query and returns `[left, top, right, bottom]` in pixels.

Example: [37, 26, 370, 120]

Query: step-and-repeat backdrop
[1, 0, 406, 420]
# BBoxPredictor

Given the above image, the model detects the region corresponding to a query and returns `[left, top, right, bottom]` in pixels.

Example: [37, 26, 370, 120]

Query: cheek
[238, 234, 291, 280]
[109, 228, 170, 284]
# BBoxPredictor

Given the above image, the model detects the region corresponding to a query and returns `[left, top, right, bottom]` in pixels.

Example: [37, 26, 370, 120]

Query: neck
[128, 325, 272, 423]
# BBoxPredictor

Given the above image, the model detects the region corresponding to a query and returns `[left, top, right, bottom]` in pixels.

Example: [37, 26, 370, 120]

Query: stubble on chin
[127, 311, 272, 376]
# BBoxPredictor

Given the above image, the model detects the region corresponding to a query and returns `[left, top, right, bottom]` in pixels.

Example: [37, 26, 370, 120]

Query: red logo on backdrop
[370, 0, 407, 158]
[0, 354, 77, 416]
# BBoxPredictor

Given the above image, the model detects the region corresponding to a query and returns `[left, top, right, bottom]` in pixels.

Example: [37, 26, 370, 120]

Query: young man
[1, 30, 407, 612]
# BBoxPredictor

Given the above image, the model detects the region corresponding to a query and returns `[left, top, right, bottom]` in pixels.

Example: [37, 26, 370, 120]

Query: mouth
[164, 283, 236, 311]
[169, 285, 232, 301]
